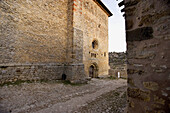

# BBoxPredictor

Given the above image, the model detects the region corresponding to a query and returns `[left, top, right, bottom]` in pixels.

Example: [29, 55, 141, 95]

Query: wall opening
[104, 52, 106, 57]
[91, 53, 97, 58]
[62, 74, 67, 80]
[92, 40, 98, 49]
[89, 63, 98, 78]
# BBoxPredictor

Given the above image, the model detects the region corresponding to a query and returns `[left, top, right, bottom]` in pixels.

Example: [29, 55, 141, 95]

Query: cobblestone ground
[75, 87, 127, 113]
[0, 78, 127, 113]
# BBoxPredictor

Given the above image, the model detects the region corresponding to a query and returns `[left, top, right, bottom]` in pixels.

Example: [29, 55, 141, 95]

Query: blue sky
[101, 0, 126, 52]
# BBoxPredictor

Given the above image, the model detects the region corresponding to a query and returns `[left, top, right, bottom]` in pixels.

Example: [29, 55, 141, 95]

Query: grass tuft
[0, 79, 86, 87]
[0, 80, 33, 87]
[108, 76, 117, 80]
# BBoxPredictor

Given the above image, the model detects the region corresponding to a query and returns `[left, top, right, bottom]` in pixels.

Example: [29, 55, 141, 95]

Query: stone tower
[0, 0, 112, 84]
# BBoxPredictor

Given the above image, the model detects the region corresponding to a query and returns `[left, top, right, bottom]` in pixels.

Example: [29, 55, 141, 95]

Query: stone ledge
[126, 27, 153, 41]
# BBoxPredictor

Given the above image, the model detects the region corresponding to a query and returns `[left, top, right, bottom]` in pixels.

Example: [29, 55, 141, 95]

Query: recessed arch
[89, 63, 99, 78]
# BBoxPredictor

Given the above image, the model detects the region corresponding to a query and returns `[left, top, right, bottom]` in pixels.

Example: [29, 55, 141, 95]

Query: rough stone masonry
[109, 52, 127, 78]
[119, 0, 170, 112]
[0, 0, 112, 84]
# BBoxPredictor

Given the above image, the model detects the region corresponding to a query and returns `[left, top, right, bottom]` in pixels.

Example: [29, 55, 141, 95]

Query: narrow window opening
[91, 53, 97, 58]
[62, 74, 67, 80]
[92, 40, 98, 49]
[104, 52, 106, 57]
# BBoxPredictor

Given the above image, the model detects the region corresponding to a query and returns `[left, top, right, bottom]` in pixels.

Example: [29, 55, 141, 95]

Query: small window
[62, 74, 67, 80]
[92, 40, 98, 49]
[98, 24, 101, 28]
[91, 53, 97, 58]
[104, 52, 106, 57]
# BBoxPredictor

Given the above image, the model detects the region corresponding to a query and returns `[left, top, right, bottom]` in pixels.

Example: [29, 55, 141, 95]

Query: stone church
[0, 0, 112, 84]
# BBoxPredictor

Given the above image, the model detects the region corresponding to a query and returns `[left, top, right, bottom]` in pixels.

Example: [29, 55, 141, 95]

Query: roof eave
[94, 0, 113, 17]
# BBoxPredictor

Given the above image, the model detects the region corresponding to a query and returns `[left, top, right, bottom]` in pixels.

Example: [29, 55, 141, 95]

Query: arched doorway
[89, 63, 98, 78]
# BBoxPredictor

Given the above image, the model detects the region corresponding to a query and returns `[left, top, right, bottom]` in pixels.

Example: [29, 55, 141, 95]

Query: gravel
[0, 78, 127, 113]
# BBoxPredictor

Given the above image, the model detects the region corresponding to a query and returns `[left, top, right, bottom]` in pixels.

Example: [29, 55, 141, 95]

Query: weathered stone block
[139, 10, 170, 26]
[154, 95, 165, 105]
[125, 0, 140, 8]
[155, 69, 164, 73]
[142, 4, 155, 14]
[126, 19, 134, 30]
[128, 78, 135, 86]
[129, 101, 135, 108]
[161, 91, 168, 97]
[126, 27, 153, 41]
[128, 87, 150, 102]
[127, 69, 144, 75]
[143, 82, 159, 91]
[135, 51, 156, 59]
[152, 104, 162, 109]
[125, 7, 136, 16]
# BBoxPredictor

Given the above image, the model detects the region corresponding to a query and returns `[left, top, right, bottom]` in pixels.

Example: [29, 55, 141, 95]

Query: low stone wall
[109, 64, 127, 78]
[109, 52, 127, 78]
[0, 63, 65, 85]
[0, 63, 86, 85]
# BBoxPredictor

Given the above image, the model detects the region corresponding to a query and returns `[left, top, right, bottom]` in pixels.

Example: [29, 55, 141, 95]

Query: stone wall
[0, 0, 75, 84]
[0, 0, 68, 63]
[0, 63, 65, 85]
[122, 0, 170, 112]
[0, 0, 111, 84]
[82, 0, 110, 77]
[67, 0, 111, 77]
[109, 52, 127, 78]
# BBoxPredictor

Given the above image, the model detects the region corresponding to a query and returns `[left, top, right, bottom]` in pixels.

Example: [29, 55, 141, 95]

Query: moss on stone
[128, 87, 150, 102]
[127, 69, 145, 75]
[108, 76, 117, 80]
[114, 92, 120, 96]
[58, 80, 87, 86]
[129, 101, 135, 108]
[143, 82, 159, 91]
[0, 79, 33, 87]
[154, 95, 165, 105]
[128, 78, 135, 86]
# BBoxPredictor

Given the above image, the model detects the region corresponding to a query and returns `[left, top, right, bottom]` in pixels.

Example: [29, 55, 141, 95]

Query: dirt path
[0, 79, 127, 113]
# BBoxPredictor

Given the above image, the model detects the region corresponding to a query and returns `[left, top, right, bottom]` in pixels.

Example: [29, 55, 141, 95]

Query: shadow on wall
[119, 0, 170, 112]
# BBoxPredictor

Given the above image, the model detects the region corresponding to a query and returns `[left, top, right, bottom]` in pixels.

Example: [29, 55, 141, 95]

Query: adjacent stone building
[109, 52, 127, 78]
[119, 0, 170, 112]
[0, 0, 112, 84]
